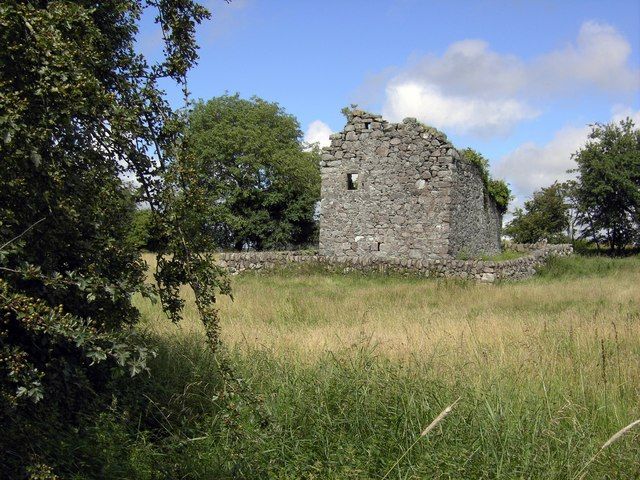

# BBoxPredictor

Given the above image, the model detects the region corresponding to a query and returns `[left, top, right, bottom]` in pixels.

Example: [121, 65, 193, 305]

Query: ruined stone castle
[318, 110, 502, 260]
[219, 110, 573, 282]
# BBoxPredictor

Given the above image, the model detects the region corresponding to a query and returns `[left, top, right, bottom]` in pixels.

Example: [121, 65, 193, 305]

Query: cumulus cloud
[396, 40, 527, 98]
[384, 82, 538, 137]
[379, 39, 535, 136]
[532, 21, 638, 94]
[494, 124, 587, 196]
[304, 120, 333, 148]
[366, 21, 638, 137]
[494, 106, 640, 206]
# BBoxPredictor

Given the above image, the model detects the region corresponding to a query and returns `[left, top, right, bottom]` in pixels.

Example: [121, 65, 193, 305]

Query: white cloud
[304, 120, 333, 148]
[379, 39, 534, 136]
[532, 21, 638, 94]
[494, 106, 640, 206]
[611, 105, 640, 124]
[383, 82, 538, 137]
[366, 21, 638, 138]
[494, 124, 587, 196]
[398, 40, 527, 98]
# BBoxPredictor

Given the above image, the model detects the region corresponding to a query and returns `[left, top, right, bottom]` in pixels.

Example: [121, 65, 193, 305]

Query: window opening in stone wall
[347, 173, 359, 190]
[377, 242, 382, 251]
[364, 122, 371, 129]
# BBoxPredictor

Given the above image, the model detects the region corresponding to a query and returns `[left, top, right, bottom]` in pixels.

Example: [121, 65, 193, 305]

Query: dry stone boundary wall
[218, 244, 573, 283]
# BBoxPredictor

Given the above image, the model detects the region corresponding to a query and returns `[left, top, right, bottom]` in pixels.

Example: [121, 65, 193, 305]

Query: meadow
[128, 254, 640, 479]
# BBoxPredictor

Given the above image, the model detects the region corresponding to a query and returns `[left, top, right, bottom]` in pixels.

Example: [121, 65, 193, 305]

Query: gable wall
[319, 113, 456, 260]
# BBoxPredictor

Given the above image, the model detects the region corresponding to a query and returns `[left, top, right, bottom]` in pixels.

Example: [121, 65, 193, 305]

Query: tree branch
[1, 218, 46, 251]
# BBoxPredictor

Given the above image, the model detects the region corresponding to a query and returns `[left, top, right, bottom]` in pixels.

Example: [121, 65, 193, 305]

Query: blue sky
[138, 0, 640, 210]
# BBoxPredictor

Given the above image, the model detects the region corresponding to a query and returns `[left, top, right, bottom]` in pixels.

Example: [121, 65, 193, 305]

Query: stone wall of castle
[318, 113, 452, 260]
[449, 160, 502, 257]
[318, 111, 501, 260]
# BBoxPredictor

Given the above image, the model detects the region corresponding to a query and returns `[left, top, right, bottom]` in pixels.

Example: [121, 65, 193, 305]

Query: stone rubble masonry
[318, 109, 501, 261]
[218, 244, 574, 283]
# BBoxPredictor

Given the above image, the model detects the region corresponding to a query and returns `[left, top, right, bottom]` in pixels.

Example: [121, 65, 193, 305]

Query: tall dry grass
[137, 254, 640, 394]
[133, 254, 640, 478]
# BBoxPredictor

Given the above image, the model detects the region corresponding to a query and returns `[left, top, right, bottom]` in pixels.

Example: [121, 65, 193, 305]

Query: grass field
[132, 254, 640, 479]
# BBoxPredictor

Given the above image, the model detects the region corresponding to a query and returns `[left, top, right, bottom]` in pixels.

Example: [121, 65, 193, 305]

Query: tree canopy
[188, 94, 321, 250]
[504, 183, 571, 243]
[571, 118, 640, 253]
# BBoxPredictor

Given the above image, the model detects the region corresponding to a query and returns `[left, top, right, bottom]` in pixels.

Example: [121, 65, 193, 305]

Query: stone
[375, 145, 390, 157]
[215, 112, 575, 282]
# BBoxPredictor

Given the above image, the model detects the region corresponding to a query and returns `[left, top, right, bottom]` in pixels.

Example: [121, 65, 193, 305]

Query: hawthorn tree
[187, 94, 321, 250]
[0, 1, 229, 474]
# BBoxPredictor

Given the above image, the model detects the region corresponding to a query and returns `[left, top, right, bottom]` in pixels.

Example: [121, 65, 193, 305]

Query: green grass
[480, 249, 528, 261]
[135, 254, 640, 479]
[537, 254, 640, 279]
[39, 255, 640, 478]
[455, 249, 527, 261]
[226, 348, 638, 479]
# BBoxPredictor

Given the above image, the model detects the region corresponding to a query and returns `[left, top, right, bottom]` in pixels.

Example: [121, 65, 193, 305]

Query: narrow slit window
[377, 242, 382, 251]
[347, 173, 359, 190]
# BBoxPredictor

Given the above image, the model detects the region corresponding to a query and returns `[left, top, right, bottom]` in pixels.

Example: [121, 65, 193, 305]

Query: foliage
[0, 0, 231, 476]
[3, 333, 267, 479]
[536, 253, 640, 279]
[128, 208, 166, 251]
[128, 208, 153, 250]
[487, 179, 511, 216]
[461, 148, 511, 215]
[571, 118, 640, 253]
[187, 94, 321, 251]
[340, 103, 360, 119]
[462, 147, 491, 177]
[504, 182, 571, 243]
[479, 249, 527, 261]
[10, 255, 637, 478]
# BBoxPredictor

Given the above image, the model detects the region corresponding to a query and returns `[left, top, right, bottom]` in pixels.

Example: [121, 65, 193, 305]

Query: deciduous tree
[188, 94, 321, 250]
[0, 1, 229, 474]
[572, 119, 640, 253]
[504, 183, 570, 243]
